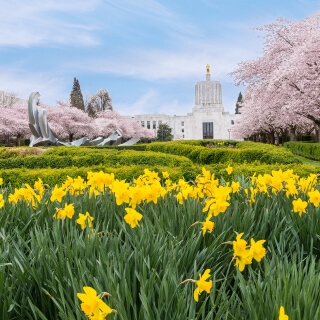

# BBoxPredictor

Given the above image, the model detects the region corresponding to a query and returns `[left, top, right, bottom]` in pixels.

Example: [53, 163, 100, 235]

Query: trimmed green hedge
[1, 161, 317, 188]
[284, 141, 320, 161]
[146, 141, 301, 165]
[0, 164, 200, 188]
[0, 150, 192, 170]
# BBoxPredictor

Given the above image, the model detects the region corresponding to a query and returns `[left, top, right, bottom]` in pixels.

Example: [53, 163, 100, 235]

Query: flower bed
[1, 167, 320, 319]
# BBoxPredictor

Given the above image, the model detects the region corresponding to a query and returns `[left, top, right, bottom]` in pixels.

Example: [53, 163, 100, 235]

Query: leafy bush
[285, 141, 320, 160]
[0, 150, 192, 170]
[146, 141, 301, 165]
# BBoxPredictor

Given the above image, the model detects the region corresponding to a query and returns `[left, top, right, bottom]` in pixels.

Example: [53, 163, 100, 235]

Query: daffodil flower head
[292, 198, 308, 216]
[193, 269, 213, 302]
[279, 306, 289, 320]
[226, 165, 233, 175]
[77, 212, 94, 230]
[77, 286, 114, 319]
[124, 207, 143, 228]
[201, 215, 214, 236]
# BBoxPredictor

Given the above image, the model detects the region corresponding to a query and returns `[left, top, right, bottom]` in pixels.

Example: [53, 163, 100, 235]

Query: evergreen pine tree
[70, 77, 85, 110]
[235, 92, 243, 114]
[157, 123, 173, 141]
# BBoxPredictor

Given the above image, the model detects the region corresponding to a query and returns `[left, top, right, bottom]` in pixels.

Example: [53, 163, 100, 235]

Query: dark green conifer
[70, 77, 85, 110]
[235, 92, 243, 114]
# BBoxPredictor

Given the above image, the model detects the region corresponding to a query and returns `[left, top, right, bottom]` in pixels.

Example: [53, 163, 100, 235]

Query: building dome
[194, 64, 223, 107]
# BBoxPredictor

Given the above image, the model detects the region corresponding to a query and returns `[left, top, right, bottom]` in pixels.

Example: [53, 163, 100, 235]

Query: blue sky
[1, 0, 319, 116]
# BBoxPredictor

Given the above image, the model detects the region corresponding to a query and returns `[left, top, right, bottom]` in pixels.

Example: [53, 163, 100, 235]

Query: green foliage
[284, 141, 320, 161]
[70, 77, 85, 110]
[146, 141, 301, 165]
[235, 91, 243, 114]
[1, 169, 320, 318]
[0, 150, 192, 170]
[157, 123, 173, 141]
[0, 164, 199, 188]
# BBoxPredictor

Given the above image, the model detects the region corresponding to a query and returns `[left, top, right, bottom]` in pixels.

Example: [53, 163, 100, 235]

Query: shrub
[285, 141, 320, 160]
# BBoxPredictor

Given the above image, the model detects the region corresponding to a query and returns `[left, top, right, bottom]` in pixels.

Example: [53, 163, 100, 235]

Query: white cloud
[0, 66, 67, 105]
[115, 89, 158, 116]
[0, 0, 101, 47]
[73, 34, 261, 82]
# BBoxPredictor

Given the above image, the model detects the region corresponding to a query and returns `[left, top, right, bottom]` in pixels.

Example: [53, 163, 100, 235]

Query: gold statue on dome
[206, 64, 210, 74]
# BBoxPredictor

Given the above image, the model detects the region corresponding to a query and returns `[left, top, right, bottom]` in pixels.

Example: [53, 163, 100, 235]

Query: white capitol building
[124, 65, 240, 140]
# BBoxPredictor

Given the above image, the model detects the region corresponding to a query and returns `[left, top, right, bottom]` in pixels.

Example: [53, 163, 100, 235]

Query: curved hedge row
[0, 150, 192, 170]
[284, 141, 320, 160]
[0, 163, 200, 188]
[146, 141, 301, 165]
[1, 162, 317, 188]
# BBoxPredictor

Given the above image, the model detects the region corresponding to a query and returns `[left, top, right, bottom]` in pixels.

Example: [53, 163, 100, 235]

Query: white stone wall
[128, 110, 240, 141]
[122, 69, 242, 141]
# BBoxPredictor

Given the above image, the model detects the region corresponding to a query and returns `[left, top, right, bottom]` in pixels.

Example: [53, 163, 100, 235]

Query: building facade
[124, 65, 240, 140]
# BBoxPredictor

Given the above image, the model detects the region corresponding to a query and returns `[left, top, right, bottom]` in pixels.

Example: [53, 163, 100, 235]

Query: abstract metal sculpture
[28, 92, 139, 147]
[28, 92, 59, 147]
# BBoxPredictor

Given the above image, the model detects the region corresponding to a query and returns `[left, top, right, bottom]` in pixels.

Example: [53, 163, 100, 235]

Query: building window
[147, 121, 150, 129]
[153, 121, 156, 129]
[203, 122, 213, 139]
[231, 120, 234, 125]
[181, 129, 184, 133]
[141, 121, 145, 127]
[181, 121, 184, 126]
[158, 120, 162, 126]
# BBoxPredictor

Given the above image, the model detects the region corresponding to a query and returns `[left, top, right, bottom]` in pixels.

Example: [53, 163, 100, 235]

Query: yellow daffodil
[308, 189, 320, 207]
[201, 215, 214, 236]
[249, 238, 266, 262]
[112, 180, 130, 206]
[279, 306, 289, 320]
[50, 185, 66, 202]
[232, 233, 248, 256]
[124, 207, 143, 228]
[193, 269, 213, 302]
[292, 198, 308, 216]
[180, 269, 213, 302]
[53, 203, 75, 219]
[225, 165, 233, 175]
[232, 233, 252, 272]
[34, 178, 45, 198]
[231, 181, 240, 193]
[77, 286, 115, 319]
[0, 194, 4, 209]
[230, 233, 266, 271]
[162, 171, 169, 179]
[234, 250, 252, 272]
[77, 212, 94, 230]
[64, 203, 75, 219]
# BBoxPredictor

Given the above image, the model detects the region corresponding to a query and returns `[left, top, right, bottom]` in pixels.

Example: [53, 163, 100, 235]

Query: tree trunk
[274, 132, 279, 146]
[268, 132, 275, 144]
[289, 127, 296, 141]
[314, 123, 320, 142]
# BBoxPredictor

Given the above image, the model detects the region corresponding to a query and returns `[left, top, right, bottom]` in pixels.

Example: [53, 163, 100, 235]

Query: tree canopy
[0, 100, 155, 144]
[86, 89, 113, 117]
[231, 11, 320, 142]
[157, 123, 173, 141]
[235, 92, 243, 114]
[70, 78, 85, 111]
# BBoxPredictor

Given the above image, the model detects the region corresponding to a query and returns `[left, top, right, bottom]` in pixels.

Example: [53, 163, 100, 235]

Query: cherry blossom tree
[86, 89, 113, 117]
[44, 101, 95, 142]
[0, 101, 29, 145]
[93, 111, 155, 140]
[0, 98, 154, 145]
[231, 12, 320, 142]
